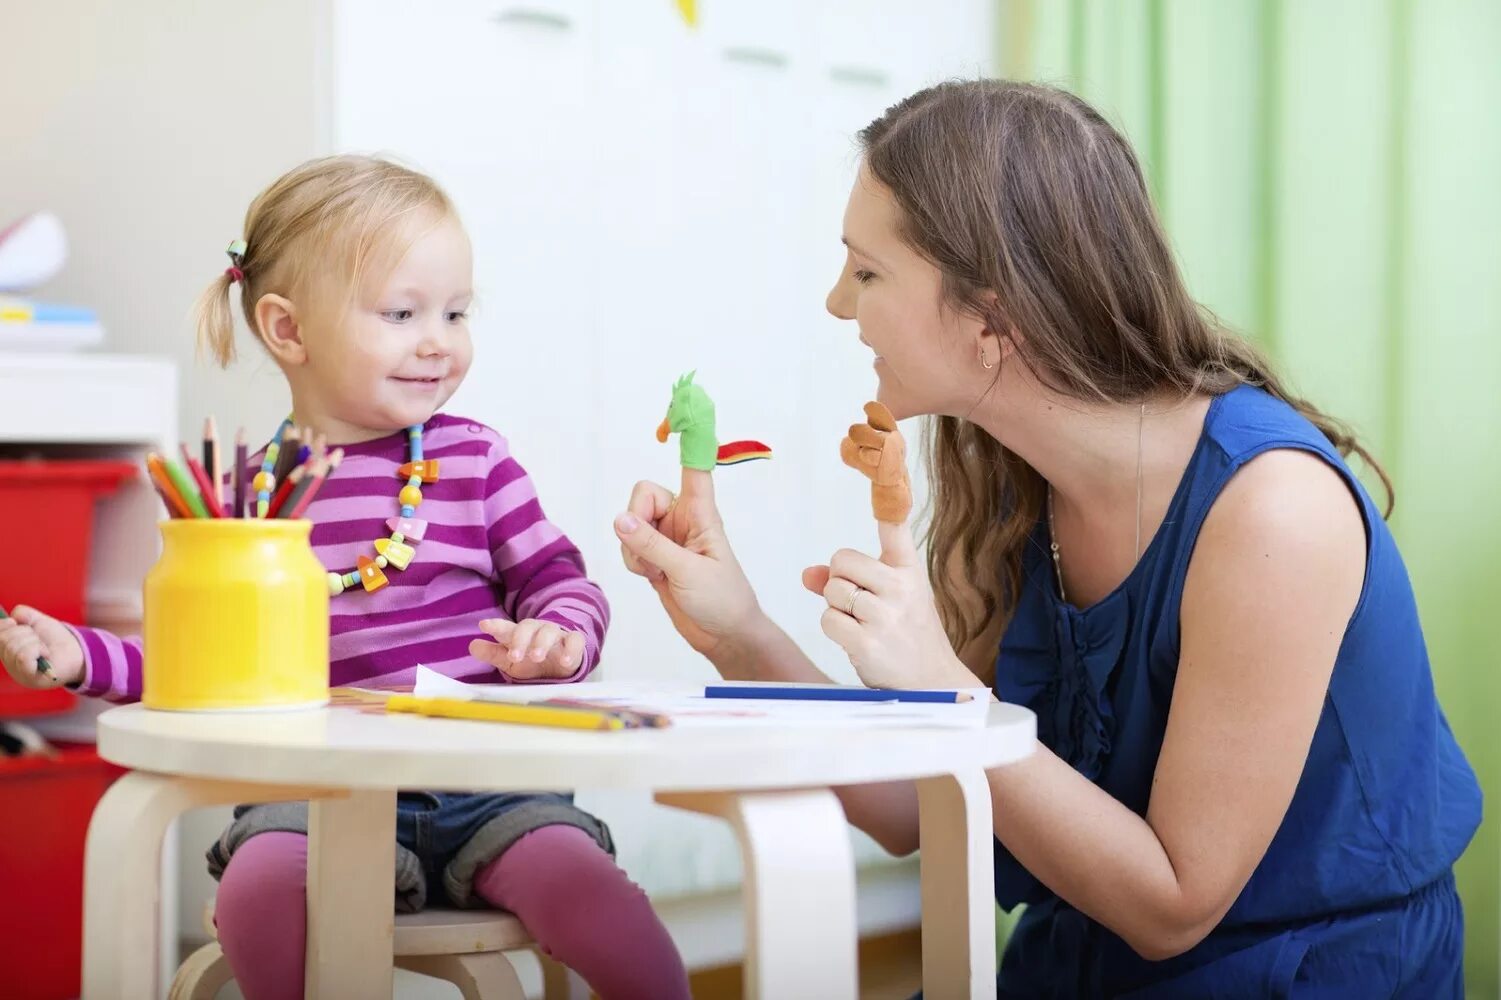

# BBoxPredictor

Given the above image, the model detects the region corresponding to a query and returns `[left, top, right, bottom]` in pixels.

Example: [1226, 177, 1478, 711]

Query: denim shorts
[206, 791, 614, 912]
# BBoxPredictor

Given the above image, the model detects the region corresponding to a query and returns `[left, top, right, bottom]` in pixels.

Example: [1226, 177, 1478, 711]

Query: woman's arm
[980, 449, 1365, 958]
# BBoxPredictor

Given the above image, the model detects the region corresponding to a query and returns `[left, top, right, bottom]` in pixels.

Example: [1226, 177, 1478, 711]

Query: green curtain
[996, 1, 1500, 993]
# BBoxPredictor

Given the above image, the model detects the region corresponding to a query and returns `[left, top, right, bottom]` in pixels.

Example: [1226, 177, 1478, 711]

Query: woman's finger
[819, 606, 864, 655]
[828, 548, 891, 591]
[615, 512, 698, 578]
[627, 479, 675, 524]
[821, 576, 871, 621]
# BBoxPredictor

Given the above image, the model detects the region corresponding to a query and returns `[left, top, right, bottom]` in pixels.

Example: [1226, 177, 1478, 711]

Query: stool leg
[167, 942, 234, 1000]
[538, 950, 591, 1000]
[84, 772, 337, 999]
[397, 952, 526, 1000]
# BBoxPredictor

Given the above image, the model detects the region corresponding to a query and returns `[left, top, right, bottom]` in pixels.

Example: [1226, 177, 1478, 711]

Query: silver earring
[980, 346, 994, 370]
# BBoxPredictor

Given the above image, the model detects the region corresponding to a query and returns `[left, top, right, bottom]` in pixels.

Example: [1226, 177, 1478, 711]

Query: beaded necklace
[258, 419, 436, 596]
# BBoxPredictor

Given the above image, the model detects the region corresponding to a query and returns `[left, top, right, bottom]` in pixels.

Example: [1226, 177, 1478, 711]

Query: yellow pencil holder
[143, 520, 329, 712]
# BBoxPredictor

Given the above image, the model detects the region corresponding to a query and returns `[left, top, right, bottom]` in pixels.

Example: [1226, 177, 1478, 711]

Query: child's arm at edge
[483, 435, 609, 682]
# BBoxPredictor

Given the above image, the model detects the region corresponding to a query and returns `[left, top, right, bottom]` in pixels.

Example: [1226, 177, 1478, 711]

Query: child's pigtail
[193, 240, 246, 369]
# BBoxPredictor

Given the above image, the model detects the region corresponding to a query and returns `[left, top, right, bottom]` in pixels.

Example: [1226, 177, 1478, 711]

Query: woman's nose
[826, 274, 855, 320]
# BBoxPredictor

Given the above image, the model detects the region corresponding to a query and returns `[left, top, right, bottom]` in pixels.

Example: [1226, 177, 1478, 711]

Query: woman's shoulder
[1202, 385, 1338, 465]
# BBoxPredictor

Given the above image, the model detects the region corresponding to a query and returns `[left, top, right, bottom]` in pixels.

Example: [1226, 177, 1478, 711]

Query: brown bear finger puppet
[841, 401, 912, 524]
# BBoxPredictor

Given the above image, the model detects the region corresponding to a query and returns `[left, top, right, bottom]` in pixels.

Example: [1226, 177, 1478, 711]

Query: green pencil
[162, 457, 210, 518]
[0, 604, 53, 677]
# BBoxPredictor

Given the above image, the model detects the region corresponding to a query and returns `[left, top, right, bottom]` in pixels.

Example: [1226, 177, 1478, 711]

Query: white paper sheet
[410, 666, 990, 730]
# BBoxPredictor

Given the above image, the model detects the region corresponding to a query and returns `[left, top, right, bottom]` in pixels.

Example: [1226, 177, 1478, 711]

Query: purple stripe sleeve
[481, 440, 609, 677]
[67, 625, 144, 703]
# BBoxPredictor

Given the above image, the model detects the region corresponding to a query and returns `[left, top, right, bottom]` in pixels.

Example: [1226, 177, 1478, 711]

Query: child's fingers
[553, 631, 586, 673]
[468, 637, 511, 668]
[477, 618, 517, 644]
[526, 622, 562, 663]
[506, 620, 542, 663]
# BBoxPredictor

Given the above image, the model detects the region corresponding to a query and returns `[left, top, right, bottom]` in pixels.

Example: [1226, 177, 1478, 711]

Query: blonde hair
[193, 155, 456, 367]
[858, 81, 1393, 673]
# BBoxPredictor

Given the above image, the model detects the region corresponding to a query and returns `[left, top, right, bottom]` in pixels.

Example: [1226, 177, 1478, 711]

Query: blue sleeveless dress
[992, 386, 1481, 997]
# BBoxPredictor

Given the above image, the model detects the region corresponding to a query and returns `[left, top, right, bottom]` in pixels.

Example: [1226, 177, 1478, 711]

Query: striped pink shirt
[72, 414, 609, 701]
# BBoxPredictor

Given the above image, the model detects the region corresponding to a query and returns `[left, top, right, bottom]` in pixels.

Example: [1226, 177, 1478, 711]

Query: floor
[686, 929, 923, 1000]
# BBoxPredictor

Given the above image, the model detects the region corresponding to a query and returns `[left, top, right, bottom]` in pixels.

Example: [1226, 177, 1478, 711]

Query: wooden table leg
[305, 789, 397, 999]
[659, 789, 857, 1000]
[916, 769, 996, 1000]
[83, 773, 338, 999]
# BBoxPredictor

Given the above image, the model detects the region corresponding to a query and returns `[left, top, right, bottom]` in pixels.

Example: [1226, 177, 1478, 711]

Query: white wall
[0, 0, 324, 443]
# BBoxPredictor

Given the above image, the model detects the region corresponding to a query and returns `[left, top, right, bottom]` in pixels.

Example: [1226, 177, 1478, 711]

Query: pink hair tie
[225, 266, 245, 283]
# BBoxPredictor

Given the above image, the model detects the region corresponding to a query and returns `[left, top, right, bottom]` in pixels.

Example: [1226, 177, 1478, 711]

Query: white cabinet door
[332, 0, 603, 539]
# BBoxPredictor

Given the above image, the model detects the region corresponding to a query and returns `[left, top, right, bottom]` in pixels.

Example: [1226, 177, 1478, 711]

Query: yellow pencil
[385, 695, 627, 731]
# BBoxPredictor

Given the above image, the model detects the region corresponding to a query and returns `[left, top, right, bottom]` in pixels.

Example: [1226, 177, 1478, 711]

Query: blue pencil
[704, 684, 971, 704]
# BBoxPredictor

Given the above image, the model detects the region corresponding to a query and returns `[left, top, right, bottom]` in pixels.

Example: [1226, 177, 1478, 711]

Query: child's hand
[0, 606, 85, 689]
[469, 618, 585, 680]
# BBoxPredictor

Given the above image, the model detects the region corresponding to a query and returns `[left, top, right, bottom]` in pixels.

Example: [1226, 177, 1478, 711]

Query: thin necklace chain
[1048, 402, 1145, 605]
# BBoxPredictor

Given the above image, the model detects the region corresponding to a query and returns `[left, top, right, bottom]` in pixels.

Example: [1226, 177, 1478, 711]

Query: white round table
[83, 700, 1034, 1000]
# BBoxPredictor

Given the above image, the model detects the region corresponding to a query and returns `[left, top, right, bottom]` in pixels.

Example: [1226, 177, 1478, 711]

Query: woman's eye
[382, 309, 414, 322]
[445, 311, 468, 323]
[854, 270, 876, 285]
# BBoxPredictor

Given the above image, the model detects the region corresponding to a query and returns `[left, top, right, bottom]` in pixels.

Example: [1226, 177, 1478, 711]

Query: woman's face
[826, 167, 991, 421]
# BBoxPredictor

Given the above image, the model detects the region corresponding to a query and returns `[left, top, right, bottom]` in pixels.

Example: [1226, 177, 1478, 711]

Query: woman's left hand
[803, 519, 980, 690]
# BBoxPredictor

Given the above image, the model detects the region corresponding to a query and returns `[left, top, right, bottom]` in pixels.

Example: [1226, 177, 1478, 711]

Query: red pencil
[180, 445, 225, 518]
[265, 465, 305, 519]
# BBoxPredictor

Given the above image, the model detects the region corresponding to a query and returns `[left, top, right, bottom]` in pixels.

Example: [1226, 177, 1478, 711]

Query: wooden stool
[169, 902, 582, 1000]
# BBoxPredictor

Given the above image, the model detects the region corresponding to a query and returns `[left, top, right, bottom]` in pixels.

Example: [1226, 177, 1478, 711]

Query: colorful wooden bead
[398, 460, 440, 483]
[387, 517, 428, 542]
[327, 572, 346, 596]
[398, 485, 423, 508]
[252, 471, 274, 493]
[374, 536, 415, 570]
[357, 555, 388, 593]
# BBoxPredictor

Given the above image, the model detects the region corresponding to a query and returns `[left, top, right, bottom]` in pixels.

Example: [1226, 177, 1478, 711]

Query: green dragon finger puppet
[657, 372, 771, 471]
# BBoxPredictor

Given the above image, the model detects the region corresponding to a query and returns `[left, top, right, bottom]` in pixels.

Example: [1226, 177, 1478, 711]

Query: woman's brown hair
[858, 80, 1392, 667]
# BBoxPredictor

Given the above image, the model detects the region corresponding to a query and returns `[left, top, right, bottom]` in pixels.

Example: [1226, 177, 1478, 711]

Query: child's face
[307, 213, 475, 434]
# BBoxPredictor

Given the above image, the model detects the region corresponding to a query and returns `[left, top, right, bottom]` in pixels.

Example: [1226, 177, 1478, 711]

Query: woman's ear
[973, 290, 1019, 363]
[253, 293, 308, 367]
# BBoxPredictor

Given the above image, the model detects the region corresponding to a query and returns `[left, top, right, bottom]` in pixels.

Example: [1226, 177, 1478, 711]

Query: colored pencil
[180, 446, 225, 518]
[204, 417, 221, 513]
[161, 456, 210, 519]
[284, 449, 341, 520]
[265, 465, 305, 520]
[232, 428, 248, 518]
[270, 427, 301, 488]
[145, 453, 193, 518]
[703, 684, 974, 704]
[385, 695, 627, 731]
[540, 698, 672, 728]
[0, 604, 52, 677]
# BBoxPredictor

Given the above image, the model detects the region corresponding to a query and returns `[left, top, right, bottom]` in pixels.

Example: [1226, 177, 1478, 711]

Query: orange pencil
[146, 453, 193, 518]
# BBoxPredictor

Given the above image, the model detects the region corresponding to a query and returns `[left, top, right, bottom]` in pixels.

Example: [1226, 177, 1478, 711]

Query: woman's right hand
[0, 605, 85, 689]
[614, 467, 764, 658]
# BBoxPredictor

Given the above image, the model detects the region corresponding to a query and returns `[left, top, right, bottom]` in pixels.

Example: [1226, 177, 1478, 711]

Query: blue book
[704, 684, 972, 704]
